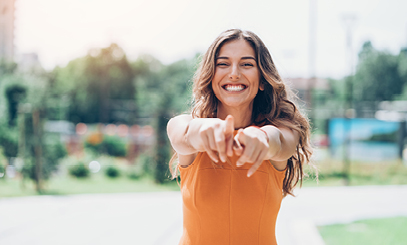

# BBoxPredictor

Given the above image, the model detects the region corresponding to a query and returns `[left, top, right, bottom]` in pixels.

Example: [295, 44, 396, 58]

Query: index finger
[247, 160, 262, 177]
[224, 115, 234, 157]
[214, 129, 227, 162]
[224, 115, 234, 135]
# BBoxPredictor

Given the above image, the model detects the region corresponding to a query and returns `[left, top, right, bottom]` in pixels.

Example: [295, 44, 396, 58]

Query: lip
[221, 84, 248, 92]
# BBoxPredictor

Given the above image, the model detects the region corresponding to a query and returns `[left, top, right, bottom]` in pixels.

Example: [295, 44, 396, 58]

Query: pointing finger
[224, 115, 234, 136]
[247, 159, 263, 177]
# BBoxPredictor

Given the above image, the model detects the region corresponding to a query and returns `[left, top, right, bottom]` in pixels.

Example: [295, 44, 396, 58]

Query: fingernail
[247, 171, 252, 177]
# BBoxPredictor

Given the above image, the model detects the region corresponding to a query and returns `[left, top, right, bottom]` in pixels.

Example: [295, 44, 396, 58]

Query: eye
[216, 62, 228, 67]
[242, 63, 254, 67]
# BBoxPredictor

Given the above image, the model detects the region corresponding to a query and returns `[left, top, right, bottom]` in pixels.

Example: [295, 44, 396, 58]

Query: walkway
[0, 185, 406, 245]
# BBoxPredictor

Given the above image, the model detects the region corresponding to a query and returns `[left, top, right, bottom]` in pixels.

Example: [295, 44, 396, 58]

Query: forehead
[217, 39, 256, 58]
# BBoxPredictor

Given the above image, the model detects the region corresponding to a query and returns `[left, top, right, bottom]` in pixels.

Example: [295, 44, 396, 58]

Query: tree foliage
[132, 55, 196, 183]
[53, 43, 136, 124]
[353, 41, 406, 102]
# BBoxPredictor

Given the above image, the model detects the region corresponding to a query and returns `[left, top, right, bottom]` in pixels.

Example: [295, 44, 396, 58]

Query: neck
[217, 104, 253, 129]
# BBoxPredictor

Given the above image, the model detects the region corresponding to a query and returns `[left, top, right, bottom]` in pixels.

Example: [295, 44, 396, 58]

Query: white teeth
[224, 85, 245, 92]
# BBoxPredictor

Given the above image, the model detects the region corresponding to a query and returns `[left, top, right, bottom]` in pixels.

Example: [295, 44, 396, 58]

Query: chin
[219, 99, 253, 109]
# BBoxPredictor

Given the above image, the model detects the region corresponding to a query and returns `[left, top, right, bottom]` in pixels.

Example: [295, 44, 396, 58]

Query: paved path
[277, 185, 407, 244]
[0, 186, 406, 245]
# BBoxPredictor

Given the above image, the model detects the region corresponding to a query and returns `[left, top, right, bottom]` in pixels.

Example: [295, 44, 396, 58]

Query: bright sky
[14, 0, 407, 78]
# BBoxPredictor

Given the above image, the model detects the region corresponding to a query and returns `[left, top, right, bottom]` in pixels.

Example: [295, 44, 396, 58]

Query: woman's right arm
[167, 114, 197, 155]
[167, 114, 235, 164]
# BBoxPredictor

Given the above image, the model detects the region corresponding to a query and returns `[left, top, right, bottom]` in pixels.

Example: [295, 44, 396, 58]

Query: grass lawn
[302, 158, 407, 187]
[1, 154, 407, 198]
[318, 216, 407, 245]
[0, 153, 181, 198]
[0, 173, 180, 198]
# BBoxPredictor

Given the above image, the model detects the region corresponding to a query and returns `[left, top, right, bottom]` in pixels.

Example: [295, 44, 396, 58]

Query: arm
[234, 125, 299, 176]
[166, 114, 196, 156]
[167, 114, 235, 164]
[262, 125, 299, 161]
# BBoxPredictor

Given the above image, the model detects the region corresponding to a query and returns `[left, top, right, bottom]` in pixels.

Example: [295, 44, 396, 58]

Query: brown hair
[171, 29, 313, 197]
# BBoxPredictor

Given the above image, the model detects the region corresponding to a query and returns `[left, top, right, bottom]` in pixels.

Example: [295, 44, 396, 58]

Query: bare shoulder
[178, 153, 198, 168]
[279, 125, 300, 139]
[270, 159, 288, 171]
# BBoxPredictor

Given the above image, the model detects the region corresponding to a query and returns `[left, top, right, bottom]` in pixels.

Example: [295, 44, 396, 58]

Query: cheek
[250, 73, 261, 88]
[212, 72, 223, 91]
[211, 81, 219, 97]
[212, 70, 223, 84]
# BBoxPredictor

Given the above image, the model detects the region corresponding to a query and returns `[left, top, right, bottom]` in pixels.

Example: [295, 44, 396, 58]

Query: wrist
[248, 126, 269, 143]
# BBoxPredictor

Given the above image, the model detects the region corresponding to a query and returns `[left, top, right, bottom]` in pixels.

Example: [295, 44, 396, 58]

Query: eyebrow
[216, 56, 256, 60]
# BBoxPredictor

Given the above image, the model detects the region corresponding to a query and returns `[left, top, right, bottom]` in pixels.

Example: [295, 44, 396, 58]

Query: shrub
[0, 126, 18, 158]
[137, 153, 154, 176]
[127, 165, 143, 180]
[84, 132, 103, 153]
[0, 163, 5, 179]
[128, 171, 141, 180]
[21, 140, 68, 181]
[69, 163, 90, 178]
[105, 166, 120, 178]
[84, 134, 127, 157]
[103, 136, 127, 157]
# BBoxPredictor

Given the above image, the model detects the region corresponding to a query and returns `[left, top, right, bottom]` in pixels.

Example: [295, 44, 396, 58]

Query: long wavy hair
[171, 29, 313, 197]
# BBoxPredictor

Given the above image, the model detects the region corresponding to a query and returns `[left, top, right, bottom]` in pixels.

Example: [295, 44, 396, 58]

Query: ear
[259, 82, 264, 91]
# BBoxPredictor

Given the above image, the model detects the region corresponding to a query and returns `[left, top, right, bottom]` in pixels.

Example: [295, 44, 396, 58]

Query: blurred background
[0, 0, 407, 244]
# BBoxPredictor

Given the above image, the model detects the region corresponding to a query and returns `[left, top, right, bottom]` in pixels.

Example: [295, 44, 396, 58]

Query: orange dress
[178, 151, 286, 245]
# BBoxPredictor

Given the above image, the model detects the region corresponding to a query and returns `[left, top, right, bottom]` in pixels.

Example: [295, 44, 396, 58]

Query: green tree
[0, 59, 67, 192]
[353, 41, 405, 102]
[53, 43, 136, 124]
[152, 57, 196, 183]
[132, 54, 196, 183]
[5, 85, 26, 126]
[397, 48, 407, 99]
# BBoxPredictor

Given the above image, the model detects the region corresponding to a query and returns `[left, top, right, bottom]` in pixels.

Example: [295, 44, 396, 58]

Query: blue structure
[328, 118, 400, 161]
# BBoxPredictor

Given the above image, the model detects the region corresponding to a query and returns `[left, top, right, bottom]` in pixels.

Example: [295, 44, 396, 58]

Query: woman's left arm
[262, 125, 299, 161]
[234, 125, 299, 177]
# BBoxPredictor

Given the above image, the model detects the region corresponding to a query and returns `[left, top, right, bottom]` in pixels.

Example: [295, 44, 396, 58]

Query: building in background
[0, 0, 15, 61]
[17, 52, 43, 72]
[286, 77, 330, 102]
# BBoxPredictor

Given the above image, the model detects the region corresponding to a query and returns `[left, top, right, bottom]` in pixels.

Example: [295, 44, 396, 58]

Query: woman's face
[212, 39, 263, 111]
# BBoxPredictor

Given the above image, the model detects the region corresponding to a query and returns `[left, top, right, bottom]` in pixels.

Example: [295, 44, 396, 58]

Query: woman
[167, 29, 312, 245]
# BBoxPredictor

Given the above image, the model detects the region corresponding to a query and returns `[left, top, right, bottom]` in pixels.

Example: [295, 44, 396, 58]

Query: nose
[229, 64, 240, 81]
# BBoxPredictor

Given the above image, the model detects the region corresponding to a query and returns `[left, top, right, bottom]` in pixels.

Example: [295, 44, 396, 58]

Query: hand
[190, 115, 235, 163]
[234, 127, 270, 177]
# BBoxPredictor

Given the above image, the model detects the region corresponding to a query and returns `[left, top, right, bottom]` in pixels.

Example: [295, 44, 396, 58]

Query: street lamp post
[341, 13, 357, 186]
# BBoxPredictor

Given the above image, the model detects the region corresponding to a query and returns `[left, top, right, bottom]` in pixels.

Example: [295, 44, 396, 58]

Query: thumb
[233, 129, 244, 156]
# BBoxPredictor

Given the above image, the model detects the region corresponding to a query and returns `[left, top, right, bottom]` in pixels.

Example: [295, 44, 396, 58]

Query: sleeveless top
[178, 150, 286, 245]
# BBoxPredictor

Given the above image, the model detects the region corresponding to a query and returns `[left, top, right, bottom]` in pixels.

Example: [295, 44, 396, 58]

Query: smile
[222, 84, 247, 92]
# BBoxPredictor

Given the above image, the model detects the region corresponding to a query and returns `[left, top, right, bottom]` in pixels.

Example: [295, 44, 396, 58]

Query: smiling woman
[167, 29, 313, 245]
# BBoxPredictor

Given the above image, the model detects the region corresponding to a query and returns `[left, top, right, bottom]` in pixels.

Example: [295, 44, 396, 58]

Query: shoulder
[179, 153, 198, 168]
[270, 159, 288, 171]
